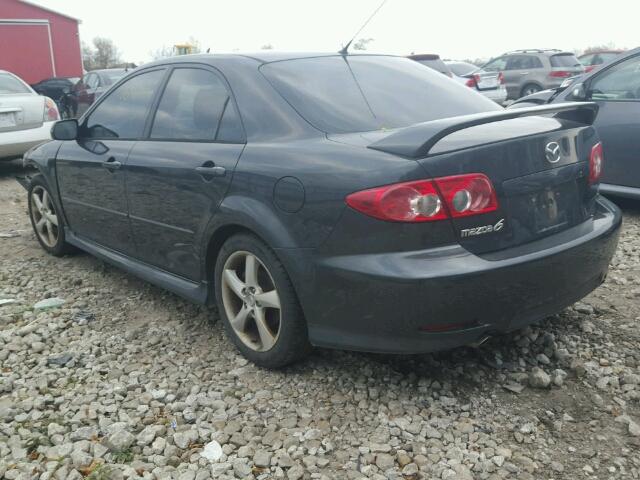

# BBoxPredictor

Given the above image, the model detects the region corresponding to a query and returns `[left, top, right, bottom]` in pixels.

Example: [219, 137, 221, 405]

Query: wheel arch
[520, 82, 544, 97]
[201, 195, 300, 304]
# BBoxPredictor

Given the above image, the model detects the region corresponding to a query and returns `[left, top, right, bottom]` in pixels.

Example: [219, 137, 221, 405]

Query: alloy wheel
[221, 251, 282, 352]
[30, 186, 59, 248]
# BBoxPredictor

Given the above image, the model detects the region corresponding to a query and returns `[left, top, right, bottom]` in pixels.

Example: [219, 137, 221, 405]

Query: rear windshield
[550, 54, 581, 68]
[448, 62, 479, 76]
[0, 73, 30, 94]
[261, 56, 500, 134]
[103, 71, 126, 85]
[415, 58, 452, 76]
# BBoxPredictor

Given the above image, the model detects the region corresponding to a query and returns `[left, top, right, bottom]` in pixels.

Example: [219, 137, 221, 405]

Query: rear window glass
[261, 56, 500, 134]
[448, 62, 478, 76]
[103, 71, 126, 85]
[0, 73, 30, 94]
[415, 59, 451, 76]
[551, 54, 581, 68]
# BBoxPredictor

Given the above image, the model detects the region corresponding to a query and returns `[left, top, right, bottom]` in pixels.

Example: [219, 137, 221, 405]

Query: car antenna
[339, 0, 388, 55]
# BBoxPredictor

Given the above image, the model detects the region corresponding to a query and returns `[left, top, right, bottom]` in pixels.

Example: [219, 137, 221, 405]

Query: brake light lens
[345, 174, 498, 222]
[549, 70, 572, 78]
[498, 72, 505, 84]
[465, 77, 476, 87]
[436, 174, 499, 218]
[43, 97, 60, 121]
[589, 142, 603, 185]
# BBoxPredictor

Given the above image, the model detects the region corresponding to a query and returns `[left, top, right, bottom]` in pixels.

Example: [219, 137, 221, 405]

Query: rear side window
[151, 68, 243, 142]
[0, 73, 30, 94]
[262, 56, 500, 134]
[506, 55, 543, 70]
[550, 54, 581, 68]
[84, 69, 164, 139]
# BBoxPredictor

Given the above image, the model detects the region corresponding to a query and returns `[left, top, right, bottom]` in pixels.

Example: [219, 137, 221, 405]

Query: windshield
[0, 73, 30, 94]
[261, 56, 500, 134]
[103, 71, 126, 85]
[551, 54, 582, 68]
[448, 62, 479, 76]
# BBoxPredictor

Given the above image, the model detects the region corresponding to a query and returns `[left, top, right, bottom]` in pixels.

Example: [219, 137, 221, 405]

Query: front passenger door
[56, 68, 166, 255]
[126, 66, 245, 280]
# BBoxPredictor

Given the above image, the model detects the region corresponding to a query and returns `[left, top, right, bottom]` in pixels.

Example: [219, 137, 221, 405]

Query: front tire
[28, 176, 74, 256]
[214, 234, 310, 368]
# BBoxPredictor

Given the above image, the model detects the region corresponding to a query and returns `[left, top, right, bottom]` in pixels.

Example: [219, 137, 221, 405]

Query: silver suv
[482, 49, 584, 100]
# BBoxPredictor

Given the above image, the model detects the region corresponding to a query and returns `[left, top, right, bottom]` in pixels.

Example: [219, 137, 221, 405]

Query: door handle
[102, 157, 121, 171]
[195, 165, 226, 177]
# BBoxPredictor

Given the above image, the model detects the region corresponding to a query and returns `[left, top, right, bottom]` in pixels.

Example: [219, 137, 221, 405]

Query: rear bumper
[0, 122, 54, 160]
[282, 196, 621, 354]
[480, 87, 508, 104]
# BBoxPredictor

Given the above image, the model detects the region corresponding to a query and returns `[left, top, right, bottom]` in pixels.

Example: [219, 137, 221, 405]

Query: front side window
[83, 69, 164, 139]
[151, 68, 243, 142]
[86, 74, 99, 89]
[590, 55, 640, 101]
[261, 55, 500, 134]
[0, 73, 30, 94]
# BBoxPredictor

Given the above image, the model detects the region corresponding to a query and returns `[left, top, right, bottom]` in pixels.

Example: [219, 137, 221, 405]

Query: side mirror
[51, 119, 78, 141]
[568, 83, 587, 101]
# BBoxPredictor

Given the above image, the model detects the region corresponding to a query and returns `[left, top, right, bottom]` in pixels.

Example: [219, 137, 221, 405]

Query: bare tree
[83, 37, 122, 70]
[353, 38, 374, 51]
[150, 45, 175, 60]
[261, 44, 274, 50]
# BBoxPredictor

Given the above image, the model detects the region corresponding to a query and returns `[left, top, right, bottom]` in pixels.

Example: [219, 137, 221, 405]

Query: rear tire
[214, 233, 310, 368]
[521, 83, 542, 97]
[28, 176, 75, 257]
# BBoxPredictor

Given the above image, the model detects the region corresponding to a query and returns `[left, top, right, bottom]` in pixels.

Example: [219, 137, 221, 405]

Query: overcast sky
[33, 0, 638, 64]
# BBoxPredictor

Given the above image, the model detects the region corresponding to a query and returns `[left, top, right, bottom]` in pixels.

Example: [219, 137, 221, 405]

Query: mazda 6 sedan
[23, 52, 621, 368]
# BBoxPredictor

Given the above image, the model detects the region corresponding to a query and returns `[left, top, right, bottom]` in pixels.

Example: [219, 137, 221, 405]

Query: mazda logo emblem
[545, 141, 561, 164]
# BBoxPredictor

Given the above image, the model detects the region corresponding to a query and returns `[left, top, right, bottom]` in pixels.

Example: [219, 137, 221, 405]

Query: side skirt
[66, 230, 208, 305]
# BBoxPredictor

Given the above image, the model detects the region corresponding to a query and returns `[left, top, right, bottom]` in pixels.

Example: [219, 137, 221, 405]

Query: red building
[0, 0, 82, 84]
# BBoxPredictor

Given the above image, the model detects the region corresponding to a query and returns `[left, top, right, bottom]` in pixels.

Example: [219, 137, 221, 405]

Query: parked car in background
[509, 47, 640, 200]
[68, 68, 127, 117]
[407, 54, 452, 76]
[23, 53, 620, 368]
[446, 61, 507, 104]
[578, 50, 625, 73]
[482, 49, 584, 99]
[31, 76, 79, 116]
[0, 70, 59, 161]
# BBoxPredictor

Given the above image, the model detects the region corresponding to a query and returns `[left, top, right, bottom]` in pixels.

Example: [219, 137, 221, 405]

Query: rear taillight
[465, 74, 482, 88]
[43, 97, 60, 121]
[589, 142, 603, 185]
[435, 174, 499, 218]
[345, 174, 498, 223]
[498, 72, 505, 84]
[549, 70, 572, 78]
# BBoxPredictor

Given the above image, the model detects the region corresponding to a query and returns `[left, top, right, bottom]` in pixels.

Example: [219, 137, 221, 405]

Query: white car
[445, 61, 508, 105]
[1, 70, 59, 161]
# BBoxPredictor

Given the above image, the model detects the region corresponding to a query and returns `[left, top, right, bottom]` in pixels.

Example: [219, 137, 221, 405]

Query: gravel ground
[1, 160, 640, 480]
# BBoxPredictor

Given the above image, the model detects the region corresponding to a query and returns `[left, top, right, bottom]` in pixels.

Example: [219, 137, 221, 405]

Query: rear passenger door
[125, 65, 245, 281]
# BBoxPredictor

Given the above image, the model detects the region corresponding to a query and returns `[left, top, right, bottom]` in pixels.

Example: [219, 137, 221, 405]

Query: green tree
[82, 37, 122, 70]
[353, 38, 374, 51]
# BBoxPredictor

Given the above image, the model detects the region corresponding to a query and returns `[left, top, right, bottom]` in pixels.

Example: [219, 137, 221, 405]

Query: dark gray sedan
[23, 53, 621, 367]
[511, 47, 640, 200]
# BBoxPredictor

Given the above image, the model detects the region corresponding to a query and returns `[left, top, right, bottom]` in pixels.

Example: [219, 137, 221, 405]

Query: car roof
[503, 49, 574, 56]
[140, 52, 401, 69]
[578, 50, 624, 57]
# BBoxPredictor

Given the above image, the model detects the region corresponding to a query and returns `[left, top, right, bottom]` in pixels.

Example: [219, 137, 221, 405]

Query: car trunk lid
[364, 103, 600, 253]
[0, 94, 44, 133]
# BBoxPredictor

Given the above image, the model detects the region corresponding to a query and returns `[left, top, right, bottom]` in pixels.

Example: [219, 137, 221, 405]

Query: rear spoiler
[368, 102, 598, 159]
